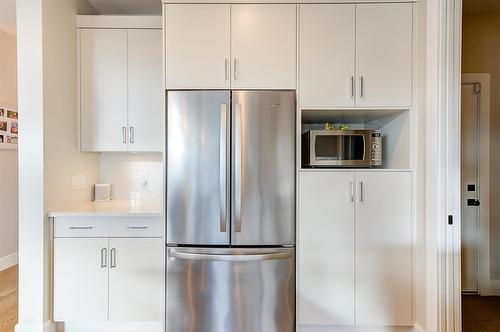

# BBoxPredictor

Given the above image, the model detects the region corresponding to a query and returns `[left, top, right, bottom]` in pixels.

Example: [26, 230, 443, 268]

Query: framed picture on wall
[0, 104, 18, 150]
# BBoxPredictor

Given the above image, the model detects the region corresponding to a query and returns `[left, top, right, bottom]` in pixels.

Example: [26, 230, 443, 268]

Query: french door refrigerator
[166, 90, 296, 332]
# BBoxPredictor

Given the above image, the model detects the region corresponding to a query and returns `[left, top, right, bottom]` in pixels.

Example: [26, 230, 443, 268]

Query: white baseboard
[15, 320, 58, 332]
[58, 322, 162, 332]
[412, 323, 425, 332]
[0, 251, 18, 271]
[297, 325, 419, 332]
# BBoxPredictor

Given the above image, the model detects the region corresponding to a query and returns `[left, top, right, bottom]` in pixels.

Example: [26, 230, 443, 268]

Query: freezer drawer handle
[69, 226, 93, 230]
[127, 226, 149, 230]
[169, 249, 292, 262]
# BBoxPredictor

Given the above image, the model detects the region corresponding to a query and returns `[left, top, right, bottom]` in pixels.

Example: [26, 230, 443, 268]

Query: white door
[299, 4, 355, 108]
[53, 238, 109, 321]
[231, 4, 296, 89]
[355, 171, 412, 326]
[80, 29, 128, 151]
[128, 29, 163, 152]
[108, 238, 164, 321]
[355, 4, 413, 108]
[165, 4, 230, 89]
[298, 171, 355, 325]
[461, 83, 480, 293]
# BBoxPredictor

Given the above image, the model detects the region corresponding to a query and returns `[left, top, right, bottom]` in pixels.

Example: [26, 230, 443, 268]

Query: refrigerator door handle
[234, 103, 242, 233]
[220, 104, 228, 233]
[169, 249, 292, 262]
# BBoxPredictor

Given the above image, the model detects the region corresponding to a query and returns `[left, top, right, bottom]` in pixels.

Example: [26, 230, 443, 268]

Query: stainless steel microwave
[302, 129, 382, 167]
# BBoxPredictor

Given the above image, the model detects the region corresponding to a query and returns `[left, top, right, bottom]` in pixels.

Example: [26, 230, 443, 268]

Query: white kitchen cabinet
[79, 28, 162, 152]
[53, 217, 164, 322]
[127, 29, 163, 152]
[298, 170, 412, 328]
[356, 3, 413, 108]
[298, 171, 355, 325]
[298, 3, 413, 109]
[80, 29, 128, 151]
[108, 238, 164, 321]
[54, 238, 109, 321]
[299, 4, 355, 108]
[355, 171, 412, 326]
[231, 4, 296, 89]
[165, 4, 231, 89]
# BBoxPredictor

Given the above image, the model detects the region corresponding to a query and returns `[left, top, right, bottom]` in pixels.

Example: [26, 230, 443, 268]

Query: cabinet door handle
[126, 226, 149, 230]
[233, 59, 237, 81]
[101, 248, 107, 268]
[350, 181, 354, 202]
[225, 58, 228, 80]
[351, 76, 355, 98]
[110, 248, 116, 268]
[359, 181, 364, 202]
[129, 127, 135, 144]
[122, 127, 127, 144]
[360, 76, 364, 98]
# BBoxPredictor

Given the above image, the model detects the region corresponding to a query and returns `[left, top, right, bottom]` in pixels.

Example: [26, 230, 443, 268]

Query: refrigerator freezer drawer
[166, 247, 295, 332]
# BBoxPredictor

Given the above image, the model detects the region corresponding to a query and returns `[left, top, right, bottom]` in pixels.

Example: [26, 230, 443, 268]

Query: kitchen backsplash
[99, 152, 163, 201]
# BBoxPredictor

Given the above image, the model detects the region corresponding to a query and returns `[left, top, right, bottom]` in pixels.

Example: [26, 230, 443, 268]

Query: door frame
[461, 73, 492, 296]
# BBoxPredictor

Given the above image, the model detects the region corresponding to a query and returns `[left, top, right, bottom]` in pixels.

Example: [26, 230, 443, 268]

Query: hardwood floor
[0, 265, 18, 332]
[463, 295, 500, 332]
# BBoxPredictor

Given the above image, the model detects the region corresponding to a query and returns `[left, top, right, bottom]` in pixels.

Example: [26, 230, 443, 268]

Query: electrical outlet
[72, 175, 85, 191]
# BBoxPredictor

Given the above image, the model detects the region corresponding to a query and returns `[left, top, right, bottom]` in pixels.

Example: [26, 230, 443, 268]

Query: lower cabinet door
[53, 238, 109, 321]
[108, 238, 164, 321]
[298, 171, 355, 325]
[355, 171, 412, 326]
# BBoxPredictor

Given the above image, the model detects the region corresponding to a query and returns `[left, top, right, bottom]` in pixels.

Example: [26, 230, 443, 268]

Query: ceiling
[86, 0, 162, 15]
[0, 0, 16, 34]
[464, 0, 500, 13]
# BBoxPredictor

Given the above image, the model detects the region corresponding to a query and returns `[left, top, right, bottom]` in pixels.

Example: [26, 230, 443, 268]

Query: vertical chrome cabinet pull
[360, 76, 364, 98]
[234, 103, 242, 232]
[122, 127, 127, 144]
[225, 59, 228, 80]
[359, 181, 364, 202]
[129, 127, 135, 144]
[233, 59, 237, 81]
[100, 248, 107, 268]
[350, 182, 354, 202]
[351, 76, 355, 98]
[110, 248, 116, 268]
[220, 104, 228, 233]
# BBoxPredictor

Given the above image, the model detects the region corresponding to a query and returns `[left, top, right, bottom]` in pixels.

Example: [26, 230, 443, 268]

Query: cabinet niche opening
[300, 109, 410, 170]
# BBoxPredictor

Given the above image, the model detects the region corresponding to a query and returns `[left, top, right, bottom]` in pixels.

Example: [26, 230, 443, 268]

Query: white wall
[0, 30, 19, 270]
[16, 0, 98, 330]
[99, 153, 163, 201]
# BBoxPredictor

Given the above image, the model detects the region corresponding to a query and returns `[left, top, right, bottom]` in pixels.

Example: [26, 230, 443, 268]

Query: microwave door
[311, 131, 371, 167]
[231, 91, 295, 246]
[167, 90, 230, 246]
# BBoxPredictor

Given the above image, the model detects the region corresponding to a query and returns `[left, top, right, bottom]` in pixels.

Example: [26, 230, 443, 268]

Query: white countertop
[48, 199, 163, 218]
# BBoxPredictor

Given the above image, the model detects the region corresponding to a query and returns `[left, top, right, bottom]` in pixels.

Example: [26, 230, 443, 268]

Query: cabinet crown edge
[77, 15, 162, 29]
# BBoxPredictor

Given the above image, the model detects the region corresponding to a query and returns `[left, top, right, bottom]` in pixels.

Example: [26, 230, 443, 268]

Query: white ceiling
[87, 0, 162, 15]
[0, 0, 16, 34]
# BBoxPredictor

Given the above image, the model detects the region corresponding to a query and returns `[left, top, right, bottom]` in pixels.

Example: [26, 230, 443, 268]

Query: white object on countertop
[94, 183, 112, 201]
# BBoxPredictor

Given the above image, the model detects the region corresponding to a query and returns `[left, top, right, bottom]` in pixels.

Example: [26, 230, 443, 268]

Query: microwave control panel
[371, 131, 383, 166]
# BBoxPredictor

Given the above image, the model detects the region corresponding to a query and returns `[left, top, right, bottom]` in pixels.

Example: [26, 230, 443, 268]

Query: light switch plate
[72, 175, 85, 190]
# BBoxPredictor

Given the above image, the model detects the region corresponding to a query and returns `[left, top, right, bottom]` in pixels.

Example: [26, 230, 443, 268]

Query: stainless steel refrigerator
[166, 90, 296, 332]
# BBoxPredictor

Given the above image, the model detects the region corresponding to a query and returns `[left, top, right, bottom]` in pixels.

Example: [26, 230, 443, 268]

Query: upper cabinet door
[165, 4, 230, 89]
[231, 4, 296, 89]
[128, 29, 163, 152]
[299, 4, 355, 108]
[356, 3, 413, 108]
[80, 29, 128, 151]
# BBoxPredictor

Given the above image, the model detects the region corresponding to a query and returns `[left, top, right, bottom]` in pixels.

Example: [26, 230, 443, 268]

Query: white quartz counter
[48, 199, 163, 218]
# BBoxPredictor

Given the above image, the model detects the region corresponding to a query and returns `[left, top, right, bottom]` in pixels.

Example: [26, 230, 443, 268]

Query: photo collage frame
[0, 105, 18, 149]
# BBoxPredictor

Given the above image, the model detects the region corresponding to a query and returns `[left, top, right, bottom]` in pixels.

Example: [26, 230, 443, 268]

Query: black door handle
[467, 199, 480, 206]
